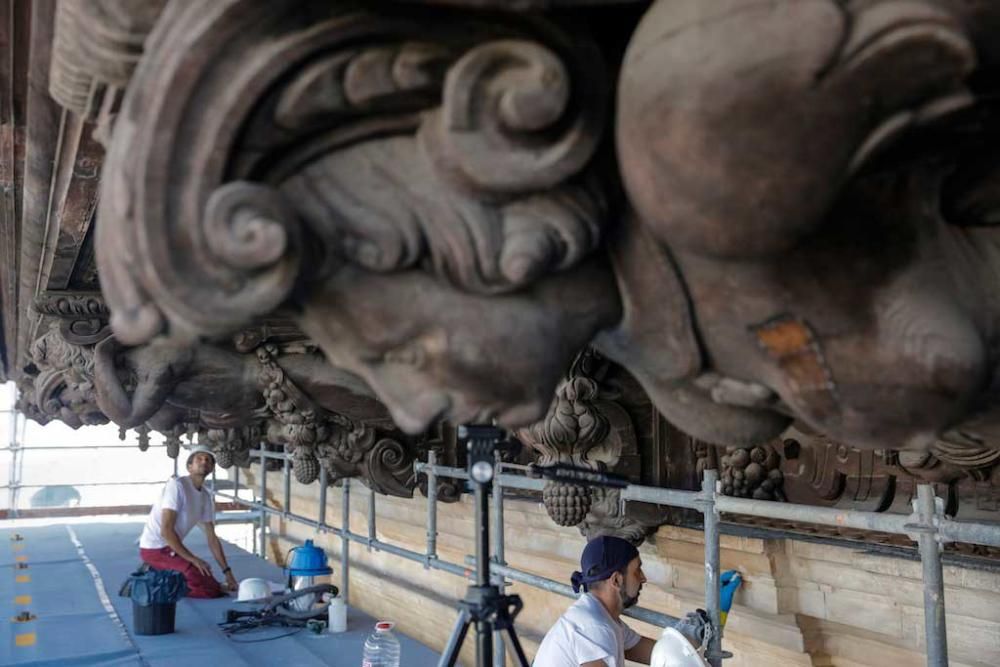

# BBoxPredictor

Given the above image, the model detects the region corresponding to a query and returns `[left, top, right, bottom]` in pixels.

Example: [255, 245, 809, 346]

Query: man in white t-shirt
[139, 445, 238, 598]
[534, 536, 656, 666]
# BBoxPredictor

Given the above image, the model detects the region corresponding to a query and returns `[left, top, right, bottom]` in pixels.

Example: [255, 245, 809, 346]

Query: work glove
[720, 570, 742, 627]
[673, 608, 712, 649]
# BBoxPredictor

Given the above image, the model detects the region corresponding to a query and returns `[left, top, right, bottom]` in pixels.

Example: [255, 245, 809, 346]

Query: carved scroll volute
[420, 38, 605, 196]
[98, 0, 608, 353]
[97, 0, 312, 346]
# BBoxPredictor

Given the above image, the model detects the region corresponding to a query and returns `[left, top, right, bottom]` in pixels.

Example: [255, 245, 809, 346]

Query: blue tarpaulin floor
[2, 521, 442, 666]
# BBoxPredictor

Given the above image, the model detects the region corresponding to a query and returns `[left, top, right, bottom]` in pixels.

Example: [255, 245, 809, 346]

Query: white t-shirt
[139, 476, 214, 549]
[534, 593, 641, 666]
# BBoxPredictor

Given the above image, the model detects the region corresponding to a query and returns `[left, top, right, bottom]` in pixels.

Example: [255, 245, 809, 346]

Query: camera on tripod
[459, 424, 520, 485]
[439, 424, 530, 667]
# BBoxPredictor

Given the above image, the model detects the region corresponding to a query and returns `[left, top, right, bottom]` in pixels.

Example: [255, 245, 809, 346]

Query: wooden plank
[0, 0, 32, 378]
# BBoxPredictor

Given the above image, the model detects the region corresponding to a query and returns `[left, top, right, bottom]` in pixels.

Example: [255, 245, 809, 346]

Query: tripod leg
[501, 625, 531, 667]
[439, 608, 472, 667]
[476, 617, 493, 667]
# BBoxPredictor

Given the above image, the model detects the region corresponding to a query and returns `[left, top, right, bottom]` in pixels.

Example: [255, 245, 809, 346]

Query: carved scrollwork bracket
[32, 291, 111, 346]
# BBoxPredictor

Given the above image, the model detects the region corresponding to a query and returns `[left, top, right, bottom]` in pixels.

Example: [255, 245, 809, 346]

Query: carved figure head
[97, 2, 619, 435]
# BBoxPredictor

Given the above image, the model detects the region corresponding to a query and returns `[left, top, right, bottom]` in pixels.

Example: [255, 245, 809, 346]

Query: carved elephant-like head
[614, 0, 1000, 450]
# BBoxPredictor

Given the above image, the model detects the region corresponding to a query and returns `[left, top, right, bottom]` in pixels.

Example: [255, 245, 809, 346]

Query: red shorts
[139, 547, 225, 599]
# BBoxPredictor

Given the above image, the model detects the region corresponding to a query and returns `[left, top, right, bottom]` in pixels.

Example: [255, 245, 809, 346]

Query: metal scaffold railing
[214, 447, 1000, 667]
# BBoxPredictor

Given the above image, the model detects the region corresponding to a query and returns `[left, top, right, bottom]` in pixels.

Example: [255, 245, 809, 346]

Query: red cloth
[139, 547, 225, 599]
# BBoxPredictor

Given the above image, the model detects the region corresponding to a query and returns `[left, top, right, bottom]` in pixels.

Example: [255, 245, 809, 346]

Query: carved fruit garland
[520, 350, 610, 526]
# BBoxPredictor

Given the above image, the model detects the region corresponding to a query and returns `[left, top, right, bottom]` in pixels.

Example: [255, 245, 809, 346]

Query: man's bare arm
[624, 636, 656, 664]
[581, 661, 606, 667]
[202, 522, 229, 568]
[160, 509, 211, 576]
[202, 522, 237, 590]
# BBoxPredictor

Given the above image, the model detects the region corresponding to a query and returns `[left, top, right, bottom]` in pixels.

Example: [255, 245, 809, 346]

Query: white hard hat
[237, 577, 272, 603]
[650, 627, 710, 667]
[185, 444, 216, 465]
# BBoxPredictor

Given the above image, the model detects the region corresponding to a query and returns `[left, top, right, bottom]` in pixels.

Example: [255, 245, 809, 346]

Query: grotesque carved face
[281, 126, 618, 434]
[95, 2, 615, 437]
[297, 257, 619, 434]
[26, 324, 109, 429]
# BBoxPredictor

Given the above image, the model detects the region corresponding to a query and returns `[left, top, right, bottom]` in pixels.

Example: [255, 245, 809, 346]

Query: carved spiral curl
[365, 438, 415, 497]
[422, 39, 605, 194]
[204, 183, 298, 271]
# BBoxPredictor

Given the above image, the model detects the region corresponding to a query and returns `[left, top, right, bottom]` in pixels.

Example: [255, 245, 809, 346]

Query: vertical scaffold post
[318, 466, 328, 526]
[492, 450, 507, 667]
[258, 449, 268, 560]
[283, 451, 291, 517]
[427, 450, 438, 566]
[916, 484, 948, 667]
[342, 477, 350, 602]
[368, 486, 377, 551]
[701, 469, 722, 667]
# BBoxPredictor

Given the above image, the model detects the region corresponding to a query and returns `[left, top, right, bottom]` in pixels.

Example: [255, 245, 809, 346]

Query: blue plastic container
[286, 539, 332, 578]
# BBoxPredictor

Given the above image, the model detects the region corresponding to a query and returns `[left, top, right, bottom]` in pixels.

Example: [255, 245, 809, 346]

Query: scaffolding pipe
[938, 518, 1000, 549]
[0, 480, 173, 489]
[492, 450, 506, 667]
[214, 488, 470, 578]
[319, 467, 328, 526]
[715, 495, 914, 535]
[426, 450, 438, 567]
[342, 478, 350, 602]
[259, 455, 267, 560]
[701, 470, 722, 667]
[0, 444, 170, 451]
[916, 485, 948, 667]
[477, 561, 680, 628]
[622, 484, 702, 510]
[368, 487, 377, 551]
[283, 453, 291, 517]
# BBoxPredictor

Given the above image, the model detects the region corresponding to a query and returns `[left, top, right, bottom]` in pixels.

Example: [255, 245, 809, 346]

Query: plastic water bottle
[362, 621, 400, 667]
[328, 595, 347, 634]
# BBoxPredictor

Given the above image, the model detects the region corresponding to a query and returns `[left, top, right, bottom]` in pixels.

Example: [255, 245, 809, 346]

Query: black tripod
[439, 425, 530, 667]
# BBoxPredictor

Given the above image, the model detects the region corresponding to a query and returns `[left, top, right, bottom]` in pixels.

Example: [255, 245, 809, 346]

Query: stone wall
[247, 467, 1000, 666]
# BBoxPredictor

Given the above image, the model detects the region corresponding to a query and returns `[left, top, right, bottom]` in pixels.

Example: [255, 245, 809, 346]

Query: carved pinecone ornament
[543, 481, 592, 526]
[293, 448, 320, 485]
[214, 447, 233, 469]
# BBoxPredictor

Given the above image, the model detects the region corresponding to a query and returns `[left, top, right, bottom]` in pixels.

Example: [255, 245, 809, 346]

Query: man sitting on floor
[138, 444, 238, 598]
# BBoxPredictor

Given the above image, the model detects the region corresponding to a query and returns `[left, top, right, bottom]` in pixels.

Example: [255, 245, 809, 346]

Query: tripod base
[439, 585, 530, 667]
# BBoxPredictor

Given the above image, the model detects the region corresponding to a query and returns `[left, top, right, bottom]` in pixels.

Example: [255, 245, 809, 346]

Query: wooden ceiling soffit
[0, 0, 31, 380]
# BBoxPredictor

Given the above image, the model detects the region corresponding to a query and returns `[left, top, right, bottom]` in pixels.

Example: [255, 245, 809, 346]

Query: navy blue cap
[571, 536, 639, 593]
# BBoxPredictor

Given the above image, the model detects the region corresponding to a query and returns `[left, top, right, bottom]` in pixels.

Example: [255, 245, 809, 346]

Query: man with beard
[138, 445, 238, 598]
[534, 536, 656, 666]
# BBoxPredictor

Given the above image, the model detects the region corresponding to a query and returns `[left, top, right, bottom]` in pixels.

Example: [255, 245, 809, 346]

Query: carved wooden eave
[3, 0, 1000, 547]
